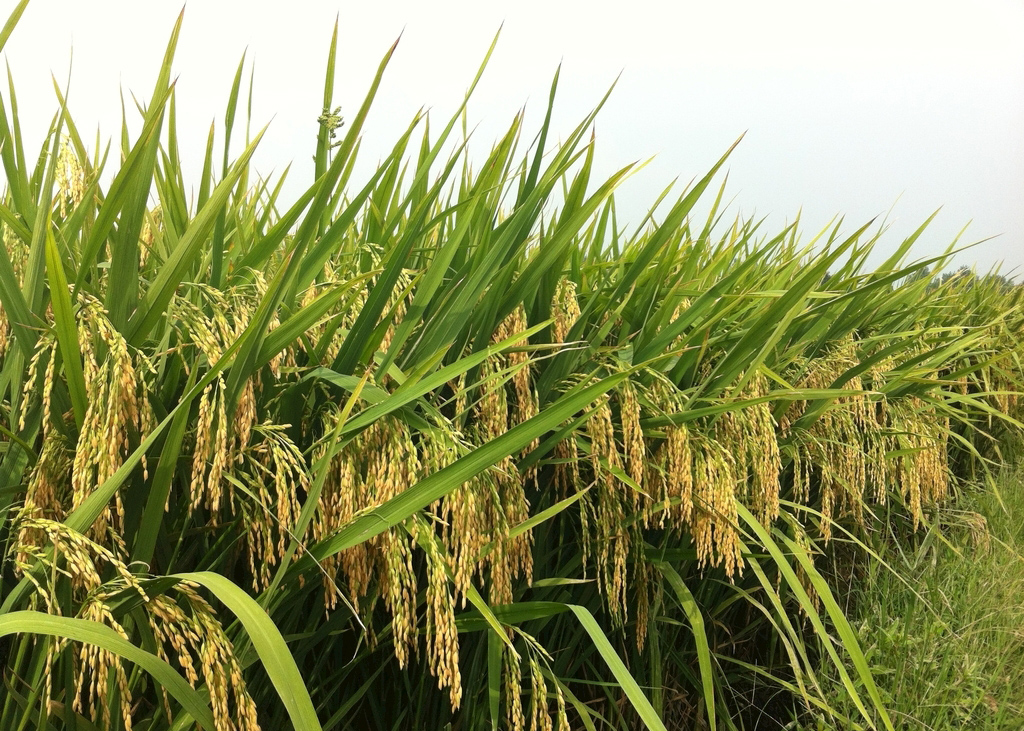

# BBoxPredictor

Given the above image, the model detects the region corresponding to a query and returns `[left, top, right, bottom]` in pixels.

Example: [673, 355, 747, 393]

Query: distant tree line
[905, 265, 1020, 292]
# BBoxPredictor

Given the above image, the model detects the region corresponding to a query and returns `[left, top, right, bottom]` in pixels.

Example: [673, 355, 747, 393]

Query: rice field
[1, 4, 1022, 730]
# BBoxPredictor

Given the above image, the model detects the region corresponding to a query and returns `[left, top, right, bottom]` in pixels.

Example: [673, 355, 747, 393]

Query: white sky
[4, 0, 1023, 277]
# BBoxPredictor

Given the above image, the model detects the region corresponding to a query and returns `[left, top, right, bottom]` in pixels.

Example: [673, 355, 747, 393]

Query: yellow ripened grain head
[552, 278, 580, 345]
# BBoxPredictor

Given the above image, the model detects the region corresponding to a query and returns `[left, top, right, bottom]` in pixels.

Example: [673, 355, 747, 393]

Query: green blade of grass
[735, 503, 896, 731]
[0, 611, 216, 730]
[0, 215, 35, 357]
[125, 127, 266, 346]
[44, 225, 86, 428]
[0, 0, 29, 54]
[653, 561, 716, 731]
[458, 601, 667, 731]
[174, 572, 323, 731]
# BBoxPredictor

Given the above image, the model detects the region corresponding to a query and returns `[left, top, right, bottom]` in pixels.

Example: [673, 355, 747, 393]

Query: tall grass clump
[1, 4, 1022, 730]
[798, 463, 1024, 730]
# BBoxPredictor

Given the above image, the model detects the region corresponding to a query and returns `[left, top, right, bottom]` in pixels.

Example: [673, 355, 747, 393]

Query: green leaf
[0, 611, 216, 730]
[44, 226, 86, 427]
[0, 210, 35, 357]
[125, 127, 266, 346]
[653, 561, 716, 731]
[460, 602, 668, 731]
[174, 572, 323, 731]
[487, 629, 502, 730]
[0, 0, 30, 55]
[735, 503, 896, 731]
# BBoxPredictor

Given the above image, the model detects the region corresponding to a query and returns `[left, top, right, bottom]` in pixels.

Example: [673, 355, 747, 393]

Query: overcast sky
[4, 0, 1023, 277]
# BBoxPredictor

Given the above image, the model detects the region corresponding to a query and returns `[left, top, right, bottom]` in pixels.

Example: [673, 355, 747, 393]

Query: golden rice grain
[691, 436, 742, 579]
[552, 279, 581, 344]
[505, 643, 527, 731]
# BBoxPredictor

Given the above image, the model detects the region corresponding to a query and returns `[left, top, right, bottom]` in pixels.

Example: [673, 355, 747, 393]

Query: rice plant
[1, 3, 1021, 730]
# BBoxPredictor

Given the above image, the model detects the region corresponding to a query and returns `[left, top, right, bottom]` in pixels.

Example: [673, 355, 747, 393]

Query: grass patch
[800, 465, 1024, 730]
